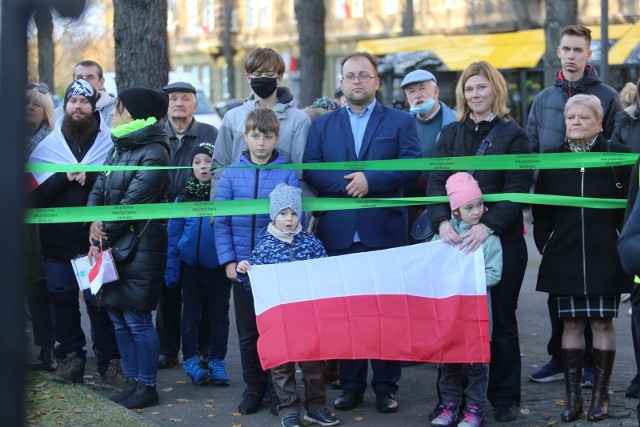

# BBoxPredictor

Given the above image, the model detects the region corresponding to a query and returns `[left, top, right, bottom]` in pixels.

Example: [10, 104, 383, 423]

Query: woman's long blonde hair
[455, 61, 510, 122]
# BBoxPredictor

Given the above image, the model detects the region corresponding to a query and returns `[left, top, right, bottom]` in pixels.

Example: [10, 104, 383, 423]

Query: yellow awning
[355, 24, 636, 71]
[432, 29, 544, 71]
[608, 21, 640, 65]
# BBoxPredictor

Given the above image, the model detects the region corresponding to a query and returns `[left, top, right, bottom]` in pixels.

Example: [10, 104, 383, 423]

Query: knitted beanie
[118, 87, 169, 121]
[446, 172, 483, 211]
[191, 142, 215, 161]
[64, 78, 97, 111]
[269, 183, 302, 221]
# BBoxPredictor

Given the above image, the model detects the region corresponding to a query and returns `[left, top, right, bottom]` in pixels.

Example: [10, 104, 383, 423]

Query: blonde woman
[427, 61, 532, 423]
[25, 82, 55, 158]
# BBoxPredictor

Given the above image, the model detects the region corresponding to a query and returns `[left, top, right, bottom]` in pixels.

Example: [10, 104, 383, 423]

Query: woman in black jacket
[533, 94, 632, 422]
[426, 61, 532, 423]
[87, 87, 170, 410]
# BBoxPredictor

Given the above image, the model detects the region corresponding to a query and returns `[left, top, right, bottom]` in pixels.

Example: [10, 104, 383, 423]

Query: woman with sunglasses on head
[25, 83, 55, 159]
[24, 82, 58, 372]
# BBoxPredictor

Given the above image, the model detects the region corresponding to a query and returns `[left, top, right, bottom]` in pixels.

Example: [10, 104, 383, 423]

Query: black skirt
[555, 295, 620, 319]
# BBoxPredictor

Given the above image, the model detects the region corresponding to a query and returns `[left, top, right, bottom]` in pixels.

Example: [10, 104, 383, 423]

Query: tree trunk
[294, 0, 325, 107]
[222, 0, 235, 99]
[34, 7, 54, 89]
[113, 0, 169, 91]
[402, 0, 414, 36]
[543, 1, 577, 87]
[512, 0, 532, 30]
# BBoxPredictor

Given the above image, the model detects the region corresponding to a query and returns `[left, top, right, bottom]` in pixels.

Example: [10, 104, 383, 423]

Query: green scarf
[186, 176, 211, 200]
[111, 117, 157, 138]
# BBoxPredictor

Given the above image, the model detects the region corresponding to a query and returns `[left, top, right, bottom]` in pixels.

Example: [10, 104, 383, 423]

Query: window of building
[259, 1, 273, 27]
[186, 1, 199, 35]
[384, 0, 399, 15]
[351, 0, 364, 18]
[335, 0, 364, 19]
[247, 0, 272, 28]
[204, 0, 215, 32]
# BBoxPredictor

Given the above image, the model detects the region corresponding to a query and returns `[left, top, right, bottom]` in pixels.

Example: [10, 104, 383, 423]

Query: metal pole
[520, 70, 528, 129]
[601, 0, 609, 84]
[0, 0, 31, 424]
[0, 1, 84, 424]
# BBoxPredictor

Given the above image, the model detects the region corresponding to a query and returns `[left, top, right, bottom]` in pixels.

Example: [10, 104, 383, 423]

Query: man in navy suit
[303, 51, 421, 414]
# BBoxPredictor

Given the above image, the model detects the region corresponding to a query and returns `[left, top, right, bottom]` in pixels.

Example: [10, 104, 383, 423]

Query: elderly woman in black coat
[87, 87, 170, 410]
[533, 94, 632, 422]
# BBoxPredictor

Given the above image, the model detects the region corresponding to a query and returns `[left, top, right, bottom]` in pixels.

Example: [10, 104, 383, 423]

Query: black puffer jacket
[610, 105, 640, 153]
[527, 66, 622, 153]
[533, 135, 633, 296]
[87, 121, 170, 311]
[427, 115, 532, 242]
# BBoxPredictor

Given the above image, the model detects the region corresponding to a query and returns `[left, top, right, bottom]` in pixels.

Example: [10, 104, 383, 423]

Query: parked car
[215, 99, 242, 119]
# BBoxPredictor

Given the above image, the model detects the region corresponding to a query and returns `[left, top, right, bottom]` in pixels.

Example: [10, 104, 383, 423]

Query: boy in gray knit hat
[236, 184, 340, 427]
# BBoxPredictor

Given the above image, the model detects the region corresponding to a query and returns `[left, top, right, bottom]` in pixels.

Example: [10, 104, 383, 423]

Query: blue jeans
[181, 264, 231, 360]
[108, 308, 159, 385]
[44, 258, 120, 374]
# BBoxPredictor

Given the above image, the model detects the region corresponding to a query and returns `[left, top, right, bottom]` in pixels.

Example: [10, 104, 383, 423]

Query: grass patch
[25, 371, 151, 427]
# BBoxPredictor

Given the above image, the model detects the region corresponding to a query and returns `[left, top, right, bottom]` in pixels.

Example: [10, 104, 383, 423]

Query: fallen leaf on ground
[554, 399, 564, 407]
[175, 380, 186, 384]
[204, 404, 214, 408]
[231, 412, 243, 416]
[520, 408, 530, 415]
[176, 398, 190, 403]
[170, 418, 182, 422]
[354, 416, 364, 421]
[160, 387, 174, 392]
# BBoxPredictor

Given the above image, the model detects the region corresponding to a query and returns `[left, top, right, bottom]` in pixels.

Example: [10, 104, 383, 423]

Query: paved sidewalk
[29, 217, 640, 426]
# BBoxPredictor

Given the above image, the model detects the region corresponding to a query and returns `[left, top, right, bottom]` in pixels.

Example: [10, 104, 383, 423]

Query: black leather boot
[38, 347, 57, 372]
[121, 383, 159, 409]
[587, 349, 615, 421]
[109, 378, 137, 403]
[560, 348, 584, 422]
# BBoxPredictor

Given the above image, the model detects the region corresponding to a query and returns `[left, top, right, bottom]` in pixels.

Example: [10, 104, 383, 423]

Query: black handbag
[110, 220, 150, 263]
[410, 118, 509, 241]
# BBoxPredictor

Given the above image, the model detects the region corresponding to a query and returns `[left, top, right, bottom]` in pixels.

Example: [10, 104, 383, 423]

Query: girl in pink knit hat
[430, 172, 503, 427]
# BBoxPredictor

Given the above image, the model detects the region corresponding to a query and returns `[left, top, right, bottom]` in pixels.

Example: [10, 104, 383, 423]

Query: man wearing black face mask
[211, 47, 311, 201]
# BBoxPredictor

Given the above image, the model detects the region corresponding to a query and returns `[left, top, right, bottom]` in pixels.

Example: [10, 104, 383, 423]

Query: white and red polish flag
[249, 240, 490, 370]
[89, 248, 105, 294]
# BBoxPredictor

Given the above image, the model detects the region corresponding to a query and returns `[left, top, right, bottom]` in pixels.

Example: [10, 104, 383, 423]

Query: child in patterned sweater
[236, 183, 340, 427]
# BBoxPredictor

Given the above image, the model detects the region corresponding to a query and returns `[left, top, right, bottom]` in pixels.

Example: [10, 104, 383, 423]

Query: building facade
[170, 0, 640, 122]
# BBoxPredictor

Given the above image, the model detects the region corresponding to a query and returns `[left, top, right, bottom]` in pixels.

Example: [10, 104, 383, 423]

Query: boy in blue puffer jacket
[165, 142, 232, 386]
[214, 108, 300, 415]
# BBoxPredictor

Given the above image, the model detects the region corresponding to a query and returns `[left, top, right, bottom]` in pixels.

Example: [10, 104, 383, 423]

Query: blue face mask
[409, 97, 436, 115]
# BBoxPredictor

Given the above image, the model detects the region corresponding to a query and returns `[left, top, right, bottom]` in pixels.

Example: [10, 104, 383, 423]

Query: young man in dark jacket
[526, 24, 623, 386]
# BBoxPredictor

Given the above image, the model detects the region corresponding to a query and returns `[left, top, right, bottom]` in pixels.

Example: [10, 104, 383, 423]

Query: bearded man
[27, 79, 123, 387]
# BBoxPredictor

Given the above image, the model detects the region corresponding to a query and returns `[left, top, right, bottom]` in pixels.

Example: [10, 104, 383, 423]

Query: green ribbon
[25, 193, 626, 224]
[25, 152, 640, 173]
[25, 152, 636, 224]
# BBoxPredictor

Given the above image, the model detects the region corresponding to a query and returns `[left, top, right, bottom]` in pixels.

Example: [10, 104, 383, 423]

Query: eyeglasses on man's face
[26, 83, 50, 94]
[342, 72, 377, 83]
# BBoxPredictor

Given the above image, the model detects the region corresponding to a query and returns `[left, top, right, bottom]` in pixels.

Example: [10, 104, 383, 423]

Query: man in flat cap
[154, 81, 219, 370]
[400, 69, 455, 244]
